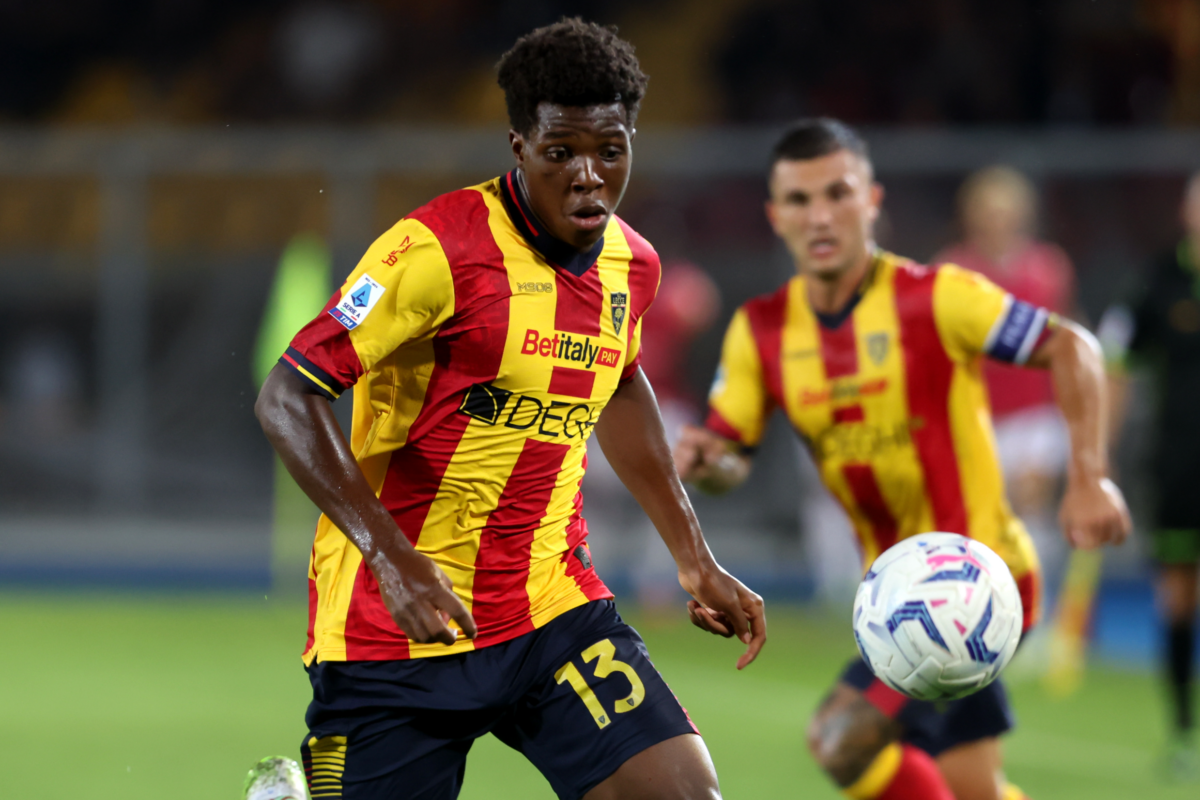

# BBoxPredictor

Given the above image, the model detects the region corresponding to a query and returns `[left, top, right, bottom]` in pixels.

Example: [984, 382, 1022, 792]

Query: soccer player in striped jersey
[674, 118, 1130, 800]
[256, 19, 764, 800]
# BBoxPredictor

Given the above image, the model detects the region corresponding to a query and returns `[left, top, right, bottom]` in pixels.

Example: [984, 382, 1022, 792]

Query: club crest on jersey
[867, 332, 889, 365]
[610, 292, 628, 336]
[329, 274, 385, 330]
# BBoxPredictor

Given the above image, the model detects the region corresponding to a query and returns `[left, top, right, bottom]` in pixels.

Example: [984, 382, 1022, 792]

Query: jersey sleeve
[704, 307, 770, 448]
[619, 316, 645, 385]
[932, 263, 1055, 365]
[618, 244, 662, 386]
[281, 218, 455, 400]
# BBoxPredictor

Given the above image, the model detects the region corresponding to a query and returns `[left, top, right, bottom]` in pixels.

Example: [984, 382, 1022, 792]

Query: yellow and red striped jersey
[706, 252, 1048, 631]
[282, 172, 660, 663]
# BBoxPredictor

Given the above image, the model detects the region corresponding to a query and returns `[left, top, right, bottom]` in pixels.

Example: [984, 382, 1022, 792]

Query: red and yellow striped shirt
[706, 252, 1047, 630]
[283, 173, 660, 663]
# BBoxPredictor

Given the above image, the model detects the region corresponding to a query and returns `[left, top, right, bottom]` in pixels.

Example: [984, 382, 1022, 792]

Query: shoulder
[891, 257, 1005, 325]
[887, 252, 941, 294]
[402, 180, 502, 263]
[1029, 240, 1072, 269]
[405, 183, 494, 229]
[932, 243, 970, 267]
[613, 215, 661, 269]
[742, 278, 795, 329]
[611, 216, 662, 315]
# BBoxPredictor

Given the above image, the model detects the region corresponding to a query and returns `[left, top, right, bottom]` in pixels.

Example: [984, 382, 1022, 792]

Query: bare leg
[937, 738, 1004, 800]
[583, 733, 720, 800]
[806, 683, 902, 786]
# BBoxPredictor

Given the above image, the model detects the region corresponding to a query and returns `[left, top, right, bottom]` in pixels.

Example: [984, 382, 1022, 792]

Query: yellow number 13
[554, 638, 646, 729]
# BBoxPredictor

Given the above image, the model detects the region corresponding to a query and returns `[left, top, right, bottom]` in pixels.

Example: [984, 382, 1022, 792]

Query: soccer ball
[852, 533, 1023, 701]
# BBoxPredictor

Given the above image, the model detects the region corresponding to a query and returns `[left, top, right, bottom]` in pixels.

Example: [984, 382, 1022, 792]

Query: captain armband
[983, 297, 1055, 365]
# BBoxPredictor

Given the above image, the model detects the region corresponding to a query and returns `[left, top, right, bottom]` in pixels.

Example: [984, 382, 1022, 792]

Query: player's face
[964, 185, 1031, 244]
[765, 150, 882, 281]
[510, 102, 633, 251]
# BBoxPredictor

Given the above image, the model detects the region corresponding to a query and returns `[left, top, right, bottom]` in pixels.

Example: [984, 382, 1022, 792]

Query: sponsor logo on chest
[459, 382, 597, 439]
[521, 328, 620, 369]
[801, 378, 889, 406]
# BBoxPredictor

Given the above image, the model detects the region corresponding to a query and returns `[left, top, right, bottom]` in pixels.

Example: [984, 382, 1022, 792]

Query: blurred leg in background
[993, 405, 1070, 586]
[1154, 533, 1200, 779]
[991, 404, 1076, 689]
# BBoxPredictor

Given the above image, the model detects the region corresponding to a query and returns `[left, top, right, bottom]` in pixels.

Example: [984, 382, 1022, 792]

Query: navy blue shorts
[840, 658, 1014, 757]
[301, 600, 697, 800]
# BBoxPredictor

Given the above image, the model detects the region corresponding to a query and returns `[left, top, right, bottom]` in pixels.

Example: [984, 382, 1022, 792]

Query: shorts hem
[1153, 528, 1200, 565]
[916, 722, 1012, 758]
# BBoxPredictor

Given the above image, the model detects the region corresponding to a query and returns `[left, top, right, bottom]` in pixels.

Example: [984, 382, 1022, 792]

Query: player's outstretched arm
[1026, 320, 1132, 549]
[255, 365, 477, 645]
[595, 368, 766, 669]
[673, 424, 752, 495]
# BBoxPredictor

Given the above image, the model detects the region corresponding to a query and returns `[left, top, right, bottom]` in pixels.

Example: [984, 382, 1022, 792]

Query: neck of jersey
[812, 252, 881, 330]
[500, 169, 606, 277]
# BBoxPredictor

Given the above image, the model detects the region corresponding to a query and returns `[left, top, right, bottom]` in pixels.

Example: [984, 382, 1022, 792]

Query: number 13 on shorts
[555, 638, 646, 729]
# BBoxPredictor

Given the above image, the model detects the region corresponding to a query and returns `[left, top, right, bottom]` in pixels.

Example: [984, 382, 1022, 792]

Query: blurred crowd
[2, 0, 1198, 125]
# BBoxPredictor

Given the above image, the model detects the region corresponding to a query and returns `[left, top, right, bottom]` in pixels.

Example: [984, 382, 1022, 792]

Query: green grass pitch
[0, 593, 1189, 799]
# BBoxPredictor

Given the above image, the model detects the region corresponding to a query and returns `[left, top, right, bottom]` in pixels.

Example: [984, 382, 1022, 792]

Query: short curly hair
[496, 17, 649, 136]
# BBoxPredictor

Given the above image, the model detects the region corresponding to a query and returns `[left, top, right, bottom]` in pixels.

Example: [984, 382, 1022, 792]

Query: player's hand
[673, 425, 749, 495]
[1059, 476, 1131, 549]
[679, 560, 766, 670]
[369, 544, 478, 646]
[673, 425, 727, 482]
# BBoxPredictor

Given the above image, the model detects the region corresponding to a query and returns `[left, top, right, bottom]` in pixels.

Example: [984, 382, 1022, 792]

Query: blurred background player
[638, 260, 723, 436]
[936, 167, 1077, 552]
[675, 118, 1131, 800]
[936, 168, 1091, 692]
[1101, 170, 1200, 780]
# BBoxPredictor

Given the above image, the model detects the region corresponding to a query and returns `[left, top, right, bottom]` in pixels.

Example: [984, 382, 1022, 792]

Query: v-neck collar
[812, 252, 881, 329]
[499, 169, 605, 278]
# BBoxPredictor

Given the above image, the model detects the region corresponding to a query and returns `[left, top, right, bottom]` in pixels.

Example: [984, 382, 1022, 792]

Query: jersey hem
[303, 586, 615, 664]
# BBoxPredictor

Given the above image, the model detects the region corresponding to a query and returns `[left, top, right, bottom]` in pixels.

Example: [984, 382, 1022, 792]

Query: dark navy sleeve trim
[279, 346, 345, 401]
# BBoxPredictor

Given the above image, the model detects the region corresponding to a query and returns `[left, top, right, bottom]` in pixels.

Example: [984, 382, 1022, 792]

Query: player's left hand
[679, 561, 766, 670]
[1059, 476, 1132, 549]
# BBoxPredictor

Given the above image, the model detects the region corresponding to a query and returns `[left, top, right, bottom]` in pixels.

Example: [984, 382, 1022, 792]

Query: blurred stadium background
[2, 0, 1199, 797]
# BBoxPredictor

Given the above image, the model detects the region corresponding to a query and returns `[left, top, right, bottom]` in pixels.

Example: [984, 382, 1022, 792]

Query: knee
[806, 701, 896, 788]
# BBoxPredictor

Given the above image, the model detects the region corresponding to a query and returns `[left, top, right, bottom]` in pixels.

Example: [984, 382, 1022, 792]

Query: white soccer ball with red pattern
[851, 533, 1023, 701]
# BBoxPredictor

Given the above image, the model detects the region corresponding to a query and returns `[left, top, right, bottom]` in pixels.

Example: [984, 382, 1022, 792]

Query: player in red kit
[936, 167, 1077, 523]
